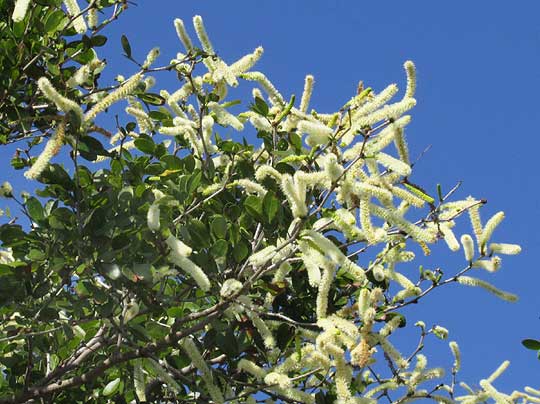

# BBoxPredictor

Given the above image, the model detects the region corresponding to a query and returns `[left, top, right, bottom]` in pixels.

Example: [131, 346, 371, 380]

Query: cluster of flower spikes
[23, 11, 538, 404]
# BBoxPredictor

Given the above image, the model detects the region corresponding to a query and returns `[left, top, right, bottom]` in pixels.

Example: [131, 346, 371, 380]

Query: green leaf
[149, 110, 170, 121]
[251, 96, 269, 116]
[216, 328, 238, 357]
[187, 171, 202, 194]
[232, 240, 249, 263]
[91, 35, 108, 47]
[45, 10, 66, 34]
[28, 249, 46, 261]
[211, 239, 228, 257]
[188, 219, 210, 248]
[26, 197, 45, 222]
[263, 191, 279, 222]
[244, 195, 263, 218]
[138, 93, 166, 106]
[134, 137, 155, 154]
[522, 339, 540, 351]
[211, 216, 228, 239]
[121, 34, 132, 58]
[160, 154, 182, 170]
[78, 136, 109, 161]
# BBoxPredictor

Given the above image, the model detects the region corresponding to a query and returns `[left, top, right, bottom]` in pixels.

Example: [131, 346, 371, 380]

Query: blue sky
[4, 0, 540, 395]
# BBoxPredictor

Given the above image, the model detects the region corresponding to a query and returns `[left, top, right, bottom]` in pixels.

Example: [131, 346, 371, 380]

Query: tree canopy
[0, 1, 536, 403]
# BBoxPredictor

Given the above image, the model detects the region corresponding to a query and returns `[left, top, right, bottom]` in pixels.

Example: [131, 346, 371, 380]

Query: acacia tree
[0, 1, 536, 403]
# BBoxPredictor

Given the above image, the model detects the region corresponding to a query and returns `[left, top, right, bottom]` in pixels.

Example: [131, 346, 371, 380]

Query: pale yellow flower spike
[24, 120, 66, 180]
[300, 75, 315, 113]
[37, 77, 83, 121]
[461, 234, 475, 262]
[334, 357, 353, 402]
[181, 338, 225, 404]
[84, 73, 143, 123]
[353, 83, 399, 119]
[487, 360, 510, 383]
[360, 196, 376, 244]
[241, 71, 286, 106]
[479, 211, 505, 252]
[457, 276, 517, 302]
[316, 262, 335, 320]
[489, 243, 521, 255]
[466, 196, 483, 244]
[133, 359, 146, 402]
[376, 152, 412, 177]
[230, 46, 264, 75]
[479, 379, 511, 404]
[354, 97, 417, 129]
[404, 60, 417, 99]
[12, 0, 31, 22]
[393, 127, 411, 165]
[174, 18, 193, 51]
[146, 358, 182, 393]
[238, 359, 267, 380]
[142, 47, 160, 69]
[193, 15, 214, 54]
[449, 341, 461, 372]
[87, 7, 98, 29]
[165, 235, 211, 291]
[246, 309, 275, 349]
[62, 0, 87, 34]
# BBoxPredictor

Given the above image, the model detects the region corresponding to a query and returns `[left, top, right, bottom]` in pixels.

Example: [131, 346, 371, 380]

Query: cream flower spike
[84, 73, 143, 123]
[230, 46, 264, 75]
[404, 60, 417, 98]
[12, 0, 31, 22]
[193, 15, 214, 54]
[297, 120, 333, 146]
[24, 120, 66, 180]
[63, 0, 87, 34]
[87, 8, 98, 29]
[457, 276, 517, 302]
[352, 83, 398, 120]
[174, 18, 193, 51]
[37, 78, 83, 121]
[208, 102, 244, 130]
[241, 71, 285, 106]
[299, 74, 315, 113]
[180, 338, 225, 403]
[142, 47, 160, 69]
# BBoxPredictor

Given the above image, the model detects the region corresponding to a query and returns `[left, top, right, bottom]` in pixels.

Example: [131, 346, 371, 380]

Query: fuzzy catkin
[24, 121, 66, 180]
[457, 276, 517, 302]
[479, 211, 505, 251]
[230, 46, 264, 75]
[37, 78, 83, 120]
[62, 0, 87, 34]
[174, 18, 193, 51]
[299, 74, 315, 113]
[241, 71, 285, 105]
[403, 60, 417, 98]
[449, 341, 461, 372]
[193, 15, 214, 54]
[12, 0, 31, 22]
[181, 338, 224, 403]
[84, 73, 142, 123]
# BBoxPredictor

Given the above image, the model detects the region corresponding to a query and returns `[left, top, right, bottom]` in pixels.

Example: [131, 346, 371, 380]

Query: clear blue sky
[5, 0, 540, 394]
